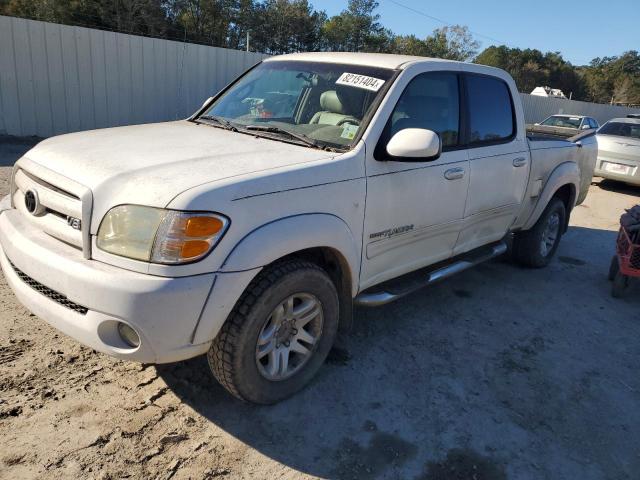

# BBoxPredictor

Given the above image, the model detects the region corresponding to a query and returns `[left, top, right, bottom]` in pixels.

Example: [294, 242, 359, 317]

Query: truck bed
[526, 130, 598, 207]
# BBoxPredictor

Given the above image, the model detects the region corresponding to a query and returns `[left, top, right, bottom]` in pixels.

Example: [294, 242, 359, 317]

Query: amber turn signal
[185, 216, 224, 237]
[180, 240, 211, 259]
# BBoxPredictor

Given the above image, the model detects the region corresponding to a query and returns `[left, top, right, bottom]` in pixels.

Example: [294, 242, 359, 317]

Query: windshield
[199, 61, 395, 149]
[598, 121, 640, 139]
[540, 116, 582, 128]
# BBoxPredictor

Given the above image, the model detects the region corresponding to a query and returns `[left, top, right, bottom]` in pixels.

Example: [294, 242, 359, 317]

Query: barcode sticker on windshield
[336, 73, 385, 92]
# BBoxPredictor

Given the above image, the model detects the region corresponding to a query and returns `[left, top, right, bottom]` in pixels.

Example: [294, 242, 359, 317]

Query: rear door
[454, 72, 530, 255]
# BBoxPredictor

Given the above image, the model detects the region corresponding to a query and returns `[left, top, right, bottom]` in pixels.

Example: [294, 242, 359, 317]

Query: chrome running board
[354, 241, 508, 307]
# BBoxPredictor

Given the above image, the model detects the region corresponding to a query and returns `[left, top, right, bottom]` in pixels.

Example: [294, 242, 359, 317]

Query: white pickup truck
[0, 53, 596, 404]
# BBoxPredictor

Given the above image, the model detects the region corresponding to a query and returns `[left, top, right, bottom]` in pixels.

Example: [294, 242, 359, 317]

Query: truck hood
[23, 121, 334, 208]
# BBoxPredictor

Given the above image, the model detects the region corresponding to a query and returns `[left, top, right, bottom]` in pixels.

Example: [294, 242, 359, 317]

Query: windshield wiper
[245, 124, 325, 150]
[197, 115, 238, 132]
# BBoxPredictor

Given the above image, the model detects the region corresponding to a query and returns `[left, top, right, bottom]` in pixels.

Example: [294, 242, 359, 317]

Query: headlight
[96, 205, 229, 264]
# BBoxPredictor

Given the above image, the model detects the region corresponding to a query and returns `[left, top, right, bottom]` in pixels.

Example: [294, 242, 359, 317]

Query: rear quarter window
[465, 75, 515, 145]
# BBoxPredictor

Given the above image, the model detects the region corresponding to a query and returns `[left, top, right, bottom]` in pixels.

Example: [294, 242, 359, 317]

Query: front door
[360, 70, 469, 290]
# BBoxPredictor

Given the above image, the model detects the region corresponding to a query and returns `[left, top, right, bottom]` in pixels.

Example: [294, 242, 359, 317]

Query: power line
[385, 0, 509, 46]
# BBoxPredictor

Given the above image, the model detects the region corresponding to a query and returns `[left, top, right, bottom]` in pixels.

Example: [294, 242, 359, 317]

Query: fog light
[117, 322, 140, 348]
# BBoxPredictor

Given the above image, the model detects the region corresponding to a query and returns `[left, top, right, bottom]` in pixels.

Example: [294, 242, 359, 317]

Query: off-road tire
[513, 198, 566, 268]
[207, 259, 339, 404]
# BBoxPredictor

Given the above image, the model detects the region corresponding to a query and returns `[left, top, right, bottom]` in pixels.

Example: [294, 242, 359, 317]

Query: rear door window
[465, 74, 515, 145]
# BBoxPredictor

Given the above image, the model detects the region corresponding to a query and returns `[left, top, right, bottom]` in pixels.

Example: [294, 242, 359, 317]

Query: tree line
[1, 0, 638, 104]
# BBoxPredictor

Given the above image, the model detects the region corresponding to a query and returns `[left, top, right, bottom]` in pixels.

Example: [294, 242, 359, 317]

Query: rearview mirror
[386, 128, 441, 161]
[581, 124, 591, 130]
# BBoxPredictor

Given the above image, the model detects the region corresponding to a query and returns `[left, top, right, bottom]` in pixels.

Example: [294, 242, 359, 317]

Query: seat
[310, 90, 358, 126]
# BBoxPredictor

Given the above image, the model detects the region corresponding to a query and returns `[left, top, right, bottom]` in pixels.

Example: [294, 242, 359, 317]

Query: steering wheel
[337, 117, 361, 126]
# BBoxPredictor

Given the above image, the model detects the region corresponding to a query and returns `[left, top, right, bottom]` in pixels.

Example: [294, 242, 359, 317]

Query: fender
[191, 214, 360, 345]
[521, 162, 580, 231]
[221, 213, 360, 296]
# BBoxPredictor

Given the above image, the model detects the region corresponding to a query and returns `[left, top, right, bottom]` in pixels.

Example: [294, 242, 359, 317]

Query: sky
[317, 0, 640, 66]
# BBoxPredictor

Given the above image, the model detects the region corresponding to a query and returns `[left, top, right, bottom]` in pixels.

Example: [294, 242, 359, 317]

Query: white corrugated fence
[0, 15, 267, 137]
[520, 94, 640, 125]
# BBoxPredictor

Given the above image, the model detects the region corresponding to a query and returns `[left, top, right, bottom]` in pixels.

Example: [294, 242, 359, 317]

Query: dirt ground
[0, 136, 639, 480]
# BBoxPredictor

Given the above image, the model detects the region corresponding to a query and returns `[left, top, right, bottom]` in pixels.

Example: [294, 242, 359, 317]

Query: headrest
[320, 91, 345, 114]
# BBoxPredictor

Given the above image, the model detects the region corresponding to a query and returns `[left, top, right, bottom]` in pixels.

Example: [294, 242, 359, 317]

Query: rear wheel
[207, 259, 339, 404]
[513, 198, 566, 268]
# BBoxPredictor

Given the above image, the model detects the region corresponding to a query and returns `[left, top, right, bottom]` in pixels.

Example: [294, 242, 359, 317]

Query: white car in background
[594, 118, 640, 186]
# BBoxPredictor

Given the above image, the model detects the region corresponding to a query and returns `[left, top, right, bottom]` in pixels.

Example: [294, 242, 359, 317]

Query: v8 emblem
[66, 216, 82, 230]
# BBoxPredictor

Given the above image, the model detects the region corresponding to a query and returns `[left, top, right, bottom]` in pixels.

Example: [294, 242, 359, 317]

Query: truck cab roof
[266, 51, 494, 70]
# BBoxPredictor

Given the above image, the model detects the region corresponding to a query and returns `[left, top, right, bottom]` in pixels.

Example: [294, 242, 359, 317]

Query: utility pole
[246, 31, 250, 52]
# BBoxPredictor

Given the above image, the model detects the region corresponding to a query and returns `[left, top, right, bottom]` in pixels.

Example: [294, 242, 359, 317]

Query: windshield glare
[201, 61, 395, 149]
[598, 122, 640, 140]
[541, 116, 582, 128]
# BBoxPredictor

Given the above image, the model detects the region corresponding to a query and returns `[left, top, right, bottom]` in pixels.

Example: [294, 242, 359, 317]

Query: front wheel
[513, 198, 566, 268]
[207, 259, 339, 404]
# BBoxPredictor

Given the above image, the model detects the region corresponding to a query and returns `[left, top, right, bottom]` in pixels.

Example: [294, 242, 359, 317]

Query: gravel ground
[0, 136, 639, 480]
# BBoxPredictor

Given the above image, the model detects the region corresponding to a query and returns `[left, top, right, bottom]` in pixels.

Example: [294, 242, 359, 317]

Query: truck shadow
[594, 178, 640, 197]
[157, 225, 639, 479]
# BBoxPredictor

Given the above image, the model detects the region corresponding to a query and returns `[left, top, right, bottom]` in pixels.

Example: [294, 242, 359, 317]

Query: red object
[615, 226, 640, 277]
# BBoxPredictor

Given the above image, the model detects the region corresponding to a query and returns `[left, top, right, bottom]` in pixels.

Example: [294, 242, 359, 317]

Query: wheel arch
[521, 162, 580, 231]
[220, 214, 360, 332]
[220, 213, 360, 293]
[552, 183, 577, 233]
[193, 215, 360, 345]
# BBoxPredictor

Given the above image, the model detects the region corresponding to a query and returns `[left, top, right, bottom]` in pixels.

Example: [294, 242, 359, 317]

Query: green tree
[475, 45, 586, 99]
[582, 51, 640, 104]
[251, 0, 327, 54]
[390, 26, 479, 61]
[323, 0, 391, 52]
[1, 0, 171, 36]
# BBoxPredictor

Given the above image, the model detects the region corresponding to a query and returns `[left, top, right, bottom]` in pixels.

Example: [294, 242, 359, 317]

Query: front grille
[9, 261, 88, 315]
[12, 168, 86, 251]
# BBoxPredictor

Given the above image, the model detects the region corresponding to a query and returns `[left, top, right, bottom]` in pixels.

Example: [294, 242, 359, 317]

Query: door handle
[513, 157, 527, 167]
[444, 167, 465, 180]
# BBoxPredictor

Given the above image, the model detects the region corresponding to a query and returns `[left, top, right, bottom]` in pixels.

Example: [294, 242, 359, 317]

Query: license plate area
[605, 162, 632, 175]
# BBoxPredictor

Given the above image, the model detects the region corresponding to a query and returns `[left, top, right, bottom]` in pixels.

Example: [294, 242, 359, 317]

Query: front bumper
[0, 208, 216, 363]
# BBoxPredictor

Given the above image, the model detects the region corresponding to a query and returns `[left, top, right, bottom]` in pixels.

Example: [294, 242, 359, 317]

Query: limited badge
[336, 72, 385, 92]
